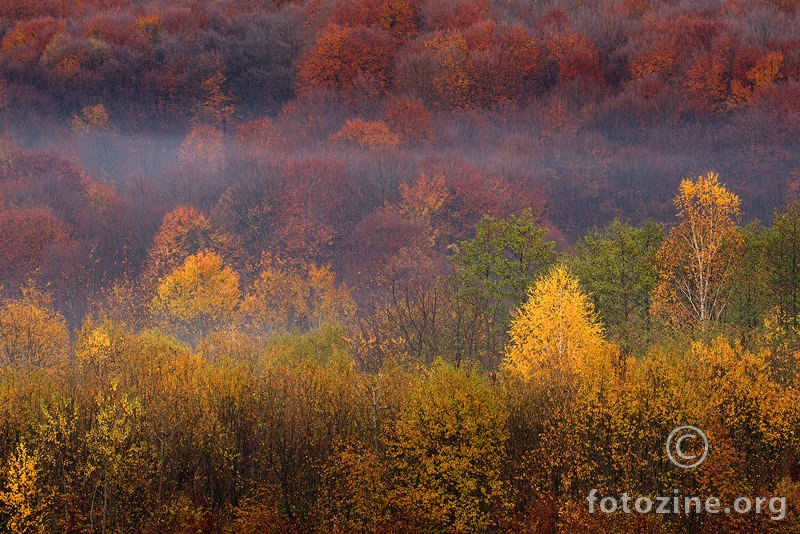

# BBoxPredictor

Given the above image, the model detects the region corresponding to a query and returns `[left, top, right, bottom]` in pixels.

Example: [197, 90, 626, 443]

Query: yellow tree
[0, 442, 49, 534]
[504, 265, 609, 382]
[389, 362, 509, 533]
[152, 250, 241, 344]
[652, 172, 744, 332]
[245, 256, 354, 336]
[0, 287, 70, 369]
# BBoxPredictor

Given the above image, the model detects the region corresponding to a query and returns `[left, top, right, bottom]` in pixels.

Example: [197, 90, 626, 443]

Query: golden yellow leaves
[152, 250, 241, 343]
[504, 266, 609, 382]
[392, 171, 449, 247]
[0, 442, 48, 534]
[0, 287, 69, 370]
[652, 171, 744, 332]
[245, 256, 354, 336]
[388, 362, 509, 532]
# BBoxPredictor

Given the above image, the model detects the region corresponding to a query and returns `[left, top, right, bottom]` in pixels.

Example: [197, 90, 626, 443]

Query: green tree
[570, 219, 663, 357]
[764, 202, 800, 335]
[449, 209, 555, 366]
[726, 221, 769, 346]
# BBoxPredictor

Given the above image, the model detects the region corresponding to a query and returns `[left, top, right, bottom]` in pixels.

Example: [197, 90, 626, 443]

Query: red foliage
[0, 150, 88, 231]
[421, 0, 492, 31]
[0, 208, 68, 279]
[235, 117, 283, 150]
[384, 97, 434, 144]
[380, 0, 422, 39]
[0, 0, 67, 22]
[464, 21, 540, 105]
[546, 30, 604, 86]
[332, 0, 384, 27]
[273, 157, 351, 263]
[1, 17, 65, 63]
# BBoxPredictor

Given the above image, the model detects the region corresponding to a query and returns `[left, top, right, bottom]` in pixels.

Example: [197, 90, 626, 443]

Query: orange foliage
[380, 0, 421, 38]
[147, 206, 228, 280]
[630, 41, 678, 80]
[546, 31, 604, 85]
[464, 21, 539, 105]
[177, 126, 224, 166]
[1, 17, 65, 63]
[330, 118, 400, 148]
[332, 0, 383, 27]
[393, 171, 450, 246]
[685, 53, 730, 112]
[423, 31, 471, 109]
[421, 0, 492, 31]
[295, 25, 394, 96]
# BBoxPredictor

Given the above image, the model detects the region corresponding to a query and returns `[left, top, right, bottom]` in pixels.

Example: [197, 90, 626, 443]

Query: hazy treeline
[0, 0, 799, 321]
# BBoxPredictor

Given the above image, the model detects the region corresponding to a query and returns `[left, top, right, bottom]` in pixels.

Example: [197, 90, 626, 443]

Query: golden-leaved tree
[652, 171, 744, 332]
[504, 265, 610, 382]
[152, 250, 241, 344]
[0, 442, 49, 534]
[0, 287, 70, 369]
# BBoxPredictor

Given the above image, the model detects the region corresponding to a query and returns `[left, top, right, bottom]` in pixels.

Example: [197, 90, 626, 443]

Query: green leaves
[449, 209, 555, 365]
[570, 219, 663, 357]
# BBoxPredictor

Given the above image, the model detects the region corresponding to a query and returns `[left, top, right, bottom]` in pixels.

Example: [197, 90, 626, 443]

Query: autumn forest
[0, 0, 799, 531]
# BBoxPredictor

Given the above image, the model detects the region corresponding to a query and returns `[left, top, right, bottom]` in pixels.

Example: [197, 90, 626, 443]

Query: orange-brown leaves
[546, 30, 603, 85]
[272, 157, 349, 263]
[295, 25, 394, 96]
[380, 0, 421, 38]
[392, 171, 449, 246]
[422, 31, 471, 109]
[330, 118, 400, 148]
[630, 41, 678, 80]
[193, 71, 236, 129]
[686, 53, 730, 112]
[245, 255, 354, 335]
[235, 117, 283, 151]
[421, 0, 492, 31]
[177, 126, 224, 167]
[147, 206, 229, 281]
[70, 104, 112, 133]
[0, 209, 68, 284]
[464, 22, 539, 105]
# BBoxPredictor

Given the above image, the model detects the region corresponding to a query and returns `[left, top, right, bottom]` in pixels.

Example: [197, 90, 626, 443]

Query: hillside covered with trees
[0, 0, 799, 532]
